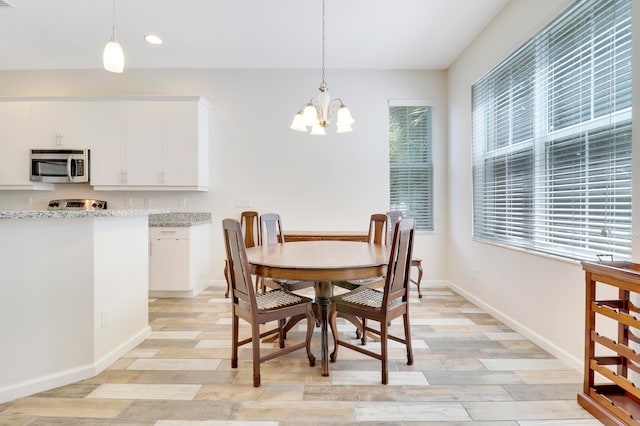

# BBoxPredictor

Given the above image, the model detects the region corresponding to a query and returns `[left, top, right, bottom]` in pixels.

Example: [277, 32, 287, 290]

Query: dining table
[245, 240, 389, 376]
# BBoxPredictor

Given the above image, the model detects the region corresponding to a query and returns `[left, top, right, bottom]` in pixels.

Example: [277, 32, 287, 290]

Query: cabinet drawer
[150, 227, 191, 239]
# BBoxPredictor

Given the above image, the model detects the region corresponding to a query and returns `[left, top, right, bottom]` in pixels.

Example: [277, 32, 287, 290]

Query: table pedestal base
[314, 281, 333, 376]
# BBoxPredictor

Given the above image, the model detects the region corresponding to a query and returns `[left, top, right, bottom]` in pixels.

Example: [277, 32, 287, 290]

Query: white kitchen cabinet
[0, 101, 53, 190]
[91, 97, 210, 191]
[162, 101, 209, 187]
[90, 101, 127, 186]
[125, 102, 163, 185]
[149, 223, 211, 297]
[32, 101, 91, 149]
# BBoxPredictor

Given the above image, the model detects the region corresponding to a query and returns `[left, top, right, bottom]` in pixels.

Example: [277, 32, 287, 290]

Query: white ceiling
[0, 0, 509, 71]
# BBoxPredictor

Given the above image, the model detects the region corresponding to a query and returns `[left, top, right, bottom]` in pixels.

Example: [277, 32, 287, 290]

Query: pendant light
[290, 0, 354, 135]
[103, 0, 124, 73]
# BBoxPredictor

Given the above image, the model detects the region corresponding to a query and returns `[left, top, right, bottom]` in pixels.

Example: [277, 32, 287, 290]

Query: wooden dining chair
[329, 218, 416, 384]
[222, 218, 316, 387]
[224, 211, 259, 298]
[387, 210, 423, 298]
[335, 213, 388, 291]
[258, 213, 314, 292]
[333, 213, 390, 343]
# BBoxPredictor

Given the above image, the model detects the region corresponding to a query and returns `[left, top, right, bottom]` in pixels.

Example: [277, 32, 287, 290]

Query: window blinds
[472, 0, 632, 260]
[389, 103, 434, 231]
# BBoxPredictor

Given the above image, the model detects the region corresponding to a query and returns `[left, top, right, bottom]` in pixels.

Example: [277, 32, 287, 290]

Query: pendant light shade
[103, 0, 124, 73]
[103, 39, 124, 73]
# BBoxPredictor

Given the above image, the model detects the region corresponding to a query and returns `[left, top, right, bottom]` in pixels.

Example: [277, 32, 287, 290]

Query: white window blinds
[472, 0, 632, 261]
[389, 102, 434, 231]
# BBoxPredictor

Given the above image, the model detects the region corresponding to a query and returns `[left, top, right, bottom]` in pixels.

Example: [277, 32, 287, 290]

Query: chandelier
[290, 0, 354, 135]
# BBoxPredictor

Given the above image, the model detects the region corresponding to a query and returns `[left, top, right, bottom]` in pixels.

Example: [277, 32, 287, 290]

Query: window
[389, 102, 434, 231]
[472, 0, 632, 260]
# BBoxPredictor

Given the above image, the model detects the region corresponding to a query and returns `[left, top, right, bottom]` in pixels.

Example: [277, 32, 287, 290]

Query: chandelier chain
[321, 0, 326, 88]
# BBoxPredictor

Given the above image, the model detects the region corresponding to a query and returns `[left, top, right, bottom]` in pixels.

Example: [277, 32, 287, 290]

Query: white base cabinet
[149, 223, 211, 297]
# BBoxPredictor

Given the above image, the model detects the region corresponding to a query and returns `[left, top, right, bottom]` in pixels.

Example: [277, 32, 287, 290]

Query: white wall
[446, 0, 639, 370]
[0, 68, 449, 283]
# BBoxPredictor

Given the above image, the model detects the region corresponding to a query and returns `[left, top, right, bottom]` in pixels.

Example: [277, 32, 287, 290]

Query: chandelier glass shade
[290, 0, 354, 135]
[103, 0, 124, 73]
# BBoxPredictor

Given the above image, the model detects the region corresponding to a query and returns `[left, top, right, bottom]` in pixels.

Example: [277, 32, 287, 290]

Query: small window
[388, 102, 434, 231]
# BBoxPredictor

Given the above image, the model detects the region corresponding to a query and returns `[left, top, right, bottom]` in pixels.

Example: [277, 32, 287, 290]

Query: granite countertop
[149, 212, 212, 227]
[0, 209, 169, 220]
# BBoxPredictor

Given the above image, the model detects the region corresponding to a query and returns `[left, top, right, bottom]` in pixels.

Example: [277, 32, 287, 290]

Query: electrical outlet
[144, 198, 152, 208]
[101, 309, 110, 328]
[179, 197, 187, 208]
[234, 199, 252, 208]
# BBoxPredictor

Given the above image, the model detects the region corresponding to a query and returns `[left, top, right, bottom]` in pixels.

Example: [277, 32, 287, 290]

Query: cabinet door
[90, 102, 127, 186]
[0, 102, 32, 185]
[162, 102, 199, 186]
[32, 102, 91, 148]
[149, 236, 191, 291]
[125, 102, 163, 185]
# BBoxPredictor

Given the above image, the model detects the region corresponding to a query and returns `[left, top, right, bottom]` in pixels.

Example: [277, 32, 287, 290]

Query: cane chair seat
[254, 289, 310, 310]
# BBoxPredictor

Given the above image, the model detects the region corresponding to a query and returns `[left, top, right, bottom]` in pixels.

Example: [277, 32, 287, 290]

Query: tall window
[389, 102, 434, 231]
[472, 0, 632, 260]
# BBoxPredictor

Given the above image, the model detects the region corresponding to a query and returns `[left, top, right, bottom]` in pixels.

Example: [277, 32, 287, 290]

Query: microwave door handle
[67, 157, 73, 181]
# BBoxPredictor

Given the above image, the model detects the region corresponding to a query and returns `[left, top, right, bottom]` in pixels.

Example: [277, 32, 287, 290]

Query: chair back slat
[223, 218, 257, 310]
[384, 218, 415, 305]
[386, 211, 403, 245]
[260, 213, 285, 245]
[240, 211, 259, 248]
[368, 213, 388, 245]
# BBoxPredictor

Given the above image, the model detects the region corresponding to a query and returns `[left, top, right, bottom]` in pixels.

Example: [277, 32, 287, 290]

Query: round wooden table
[245, 241, 388, 376]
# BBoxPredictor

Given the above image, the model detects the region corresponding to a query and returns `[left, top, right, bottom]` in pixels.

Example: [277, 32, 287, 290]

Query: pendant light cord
[111, 0, 117, 40]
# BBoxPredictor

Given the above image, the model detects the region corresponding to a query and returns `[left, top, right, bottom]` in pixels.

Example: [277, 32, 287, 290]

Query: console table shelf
[580, 261, 640, 425]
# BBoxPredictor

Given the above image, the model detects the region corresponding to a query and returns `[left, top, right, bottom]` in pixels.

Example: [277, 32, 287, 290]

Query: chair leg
[381, 318, 389, 385]
[251, 321, 261, 387]
[414, 261, 423, 298]
[404, 312, 414, 366]
[329, 304, 339, 362]
[305, 305, 316, 367]
[361, 318, 367, 345]
[231, 312, 239, 369]
[278, 318, 285, 349]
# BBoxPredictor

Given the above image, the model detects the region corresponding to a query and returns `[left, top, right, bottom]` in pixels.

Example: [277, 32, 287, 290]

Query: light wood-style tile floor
[0, 283, 599, 425]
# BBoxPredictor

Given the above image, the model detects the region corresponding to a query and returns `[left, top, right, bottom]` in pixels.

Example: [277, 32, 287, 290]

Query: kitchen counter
[0, 208, 169, 220]
[0, 211, 154, 404]
[149, 212, 212, 227]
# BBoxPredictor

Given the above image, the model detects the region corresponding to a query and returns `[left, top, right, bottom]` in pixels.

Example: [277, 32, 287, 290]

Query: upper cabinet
[90, 97, 210, 191]
[0, 101, 53, 190]
[0, 96, 211, 192]
[32, 101, 91, 149]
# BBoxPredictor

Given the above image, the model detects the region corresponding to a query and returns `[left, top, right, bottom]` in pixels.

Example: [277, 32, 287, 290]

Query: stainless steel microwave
[30, 149, 90, 183]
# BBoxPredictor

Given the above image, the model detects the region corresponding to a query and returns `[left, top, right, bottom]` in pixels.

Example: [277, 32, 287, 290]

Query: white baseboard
[444, 280, 583, 372]
[0, 326, 151, 404]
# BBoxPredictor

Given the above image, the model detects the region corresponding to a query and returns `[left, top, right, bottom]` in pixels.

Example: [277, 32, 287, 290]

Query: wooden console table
[283, 231, 368, 243]
[579, 261, 640, 425]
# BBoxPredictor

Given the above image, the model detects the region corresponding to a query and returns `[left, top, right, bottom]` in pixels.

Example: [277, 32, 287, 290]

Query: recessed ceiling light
[144, 34, 162, 45]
